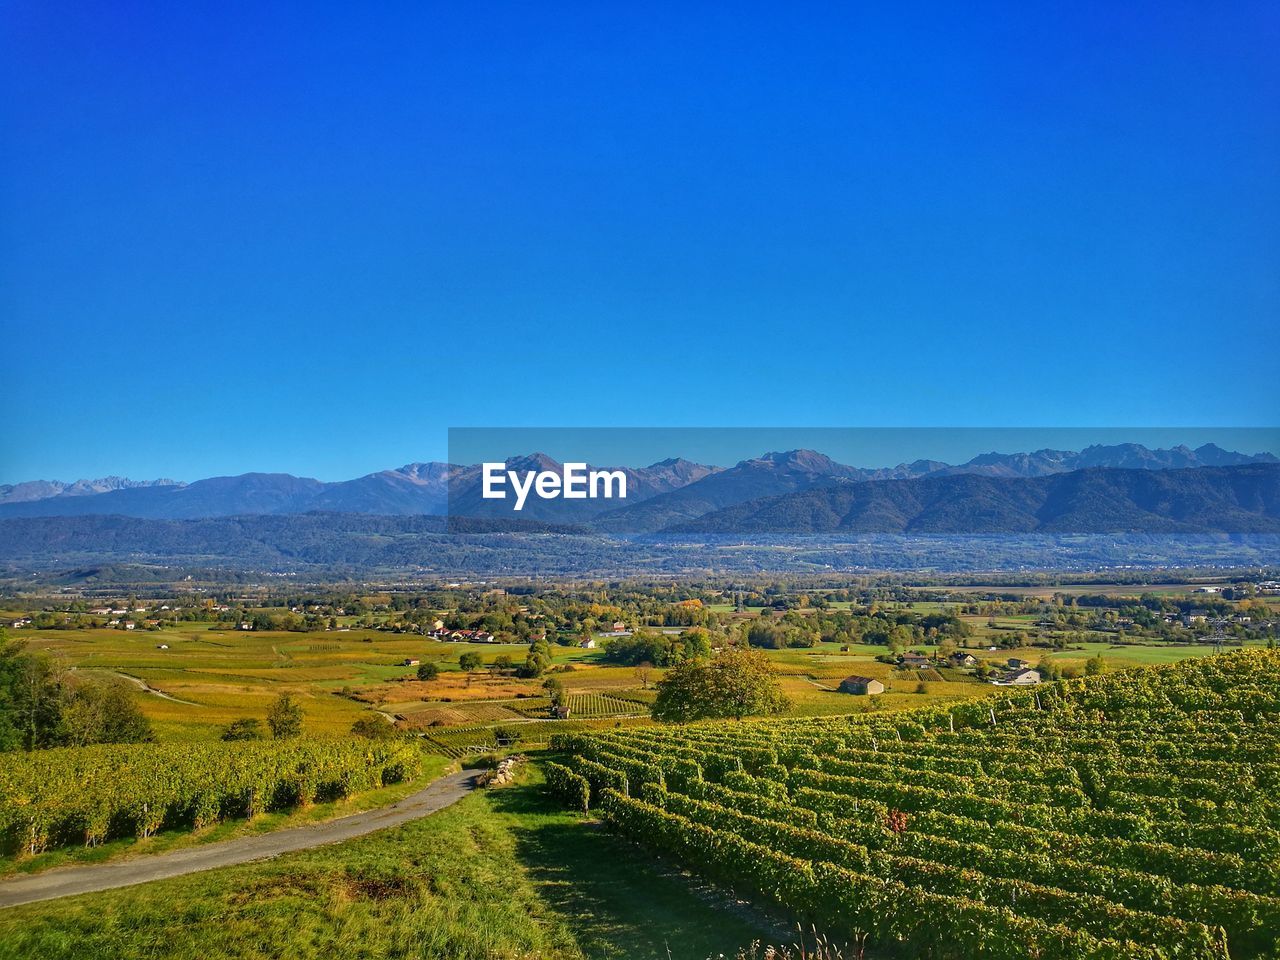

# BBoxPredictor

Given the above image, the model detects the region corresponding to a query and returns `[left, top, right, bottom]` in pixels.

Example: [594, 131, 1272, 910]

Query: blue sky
[2, 2, 1277, 483]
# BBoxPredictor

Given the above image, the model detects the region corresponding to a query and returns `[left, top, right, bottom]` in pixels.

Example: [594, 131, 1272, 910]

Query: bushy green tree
[493, 724, 522, 746]
[543, 675, 566, 708]
[603, 628, 715, 666]
[651, 647, 789, 722]
[61, 678, 153, 746]
[0, 635, 58, 750]
[221, 717, 266, 741]
[1, 633, 152, 751]
[416, 661, 440, 681]
[351, 715, 396, 739]
[266, 693, 304, 739]
[517, 637, 553, 678]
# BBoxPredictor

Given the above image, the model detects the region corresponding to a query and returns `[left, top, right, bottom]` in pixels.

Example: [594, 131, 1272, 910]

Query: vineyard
[423, 715, 651, 757]
[546, 650, 1280, 959]
[509, 691, 650, 719]
[0, 738, 423, 856]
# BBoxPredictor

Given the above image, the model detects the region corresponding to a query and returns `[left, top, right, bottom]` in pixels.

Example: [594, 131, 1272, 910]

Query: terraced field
[546, 650, 1280, 959]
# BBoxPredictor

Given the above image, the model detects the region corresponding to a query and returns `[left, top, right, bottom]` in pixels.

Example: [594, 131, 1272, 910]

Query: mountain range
[668, 463, 1280, 535]
[0, 476, 181, 504]
[0, 443, 1275, 527]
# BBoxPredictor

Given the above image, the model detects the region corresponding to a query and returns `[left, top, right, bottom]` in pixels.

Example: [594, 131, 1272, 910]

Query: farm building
[1007, 657, 1032, 669]
[402, 658, 420, 666]
[994, 667, 1041, 686]
[949, 652, 978, 667]
[838, 675, 885, 695]
[431, 628, 497, 643]
[578, 638, 596, 649]
[900, 653, 931, 669]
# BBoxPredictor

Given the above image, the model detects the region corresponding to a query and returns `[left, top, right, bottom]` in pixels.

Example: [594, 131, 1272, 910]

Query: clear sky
[2, 2, 1277, 483]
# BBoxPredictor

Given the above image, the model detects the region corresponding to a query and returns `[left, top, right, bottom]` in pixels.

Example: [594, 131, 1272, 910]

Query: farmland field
[6, 626, 665, 745]
[8, 614, 1265, 754]
[547, 649, 1280, 959]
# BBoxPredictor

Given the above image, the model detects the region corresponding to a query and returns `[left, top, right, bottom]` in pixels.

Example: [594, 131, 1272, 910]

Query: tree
[0, 635, 56, 751]
[416, 661, 440, 681]
[651, 647, 789, 723]
[61, 678, 153, 746]
[678, 628, 714, 660]
[634, 661, 653, 690]
[458, 651, 483, 673]
[2, 634, 157, 751]
[1085, 654, 1106, 676]
[266, 693, 304, 739]
[10, 645, 64, 750]
[493, 724, 522, 747]
[543, 675, 566, 708]
[351, 715, 396, 739]
[221, 717, 265, 741]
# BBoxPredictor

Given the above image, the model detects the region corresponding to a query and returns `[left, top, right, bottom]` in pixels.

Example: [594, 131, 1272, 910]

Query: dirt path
[110, 671, 199, 705]
[803, 676, 837, 691]
[0, 769, 480, 910]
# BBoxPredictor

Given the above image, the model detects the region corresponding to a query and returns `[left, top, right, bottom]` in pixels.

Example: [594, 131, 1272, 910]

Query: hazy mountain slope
[307, 463, 458, 515]
[0, 474, 325, 519]
[592, 445, 1280, 532]
[666, 464, 1280, 534]
[0, 477, 182, 505]
[591, 449, 862, 532]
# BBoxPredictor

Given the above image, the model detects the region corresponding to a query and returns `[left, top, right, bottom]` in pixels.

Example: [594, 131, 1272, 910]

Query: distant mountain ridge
[589, 443, 1279, 533]
[0, 457, 722, 520]
[0, 476, 182, 504]
[0, 443, 1274, 521]
[665, 464, 1280, 535]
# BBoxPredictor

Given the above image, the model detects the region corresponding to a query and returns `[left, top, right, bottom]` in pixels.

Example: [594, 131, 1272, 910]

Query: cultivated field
[547, 650, 1280, 958]
[2, 579, 1277, 958]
